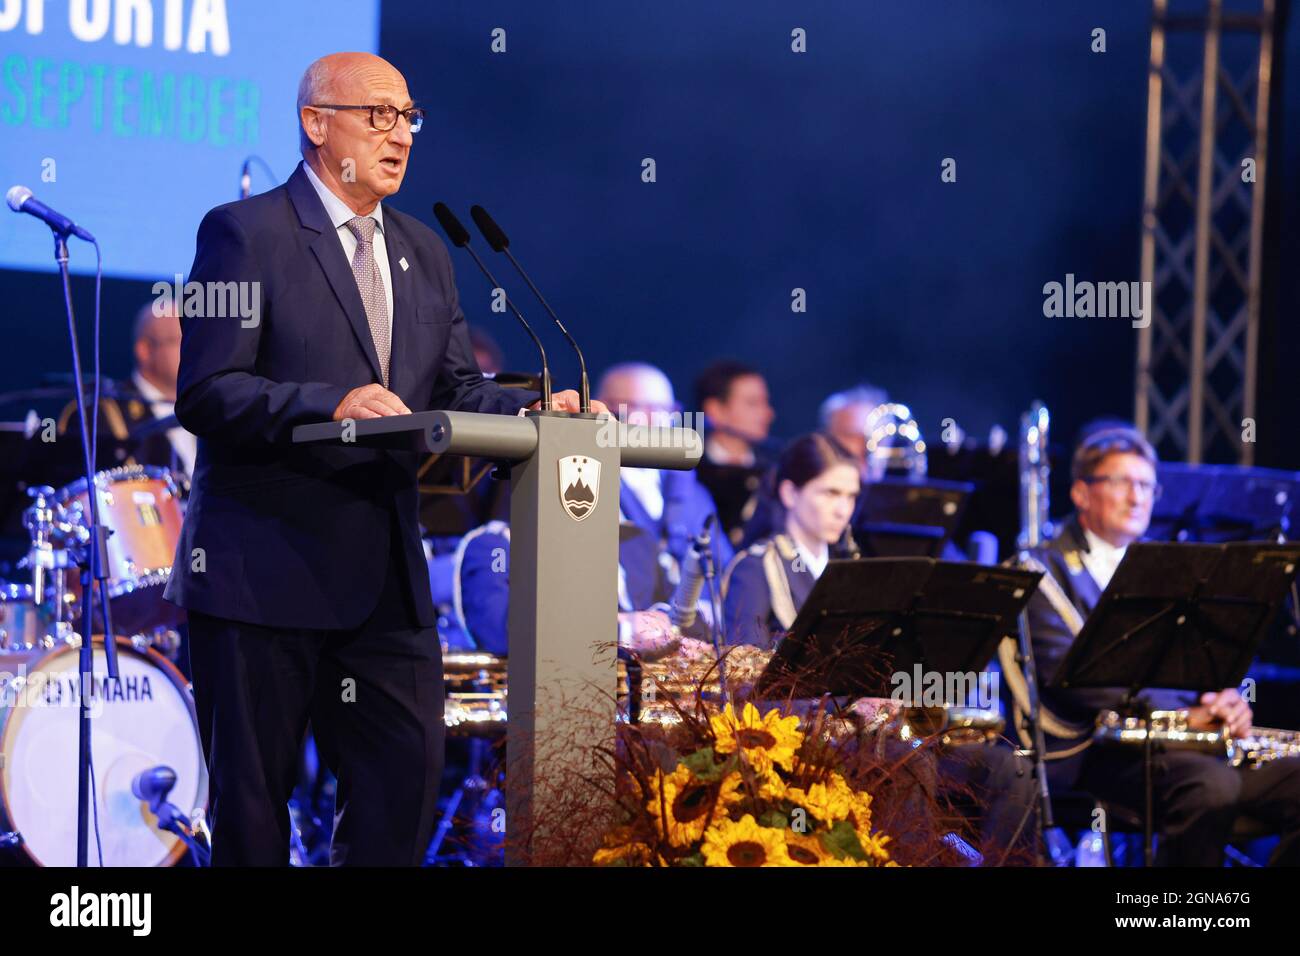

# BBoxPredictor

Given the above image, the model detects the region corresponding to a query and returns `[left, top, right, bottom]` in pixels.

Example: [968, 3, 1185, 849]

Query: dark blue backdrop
[3, 1, 1297, 464]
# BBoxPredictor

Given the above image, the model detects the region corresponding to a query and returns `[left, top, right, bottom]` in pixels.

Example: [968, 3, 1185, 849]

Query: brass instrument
[1017, 401, 1052, 551]
[896, 705, 1005, 747]
[864, 403, 927, 479]
[442, 652, 507, 736]
[1094, 709, 1300, 769]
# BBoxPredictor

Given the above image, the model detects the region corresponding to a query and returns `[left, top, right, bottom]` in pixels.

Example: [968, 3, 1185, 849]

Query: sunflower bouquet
[594, 701, 898, 867]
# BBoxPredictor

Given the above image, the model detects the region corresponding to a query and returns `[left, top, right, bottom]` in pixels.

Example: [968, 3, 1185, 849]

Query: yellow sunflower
[848, 788, 874, 830]
[784, 830, 830, 866]
[645, 764, 722, 846]
[717, 771, 746, 809]
[701, 814, 793, 867]
[786, 774, 855, 824]
[757, 769, 788, 802]
[593, 842, 659, 866]
[856, 830, 894, 866]
[710, 702, 803, 773]
[592, 826, 660, 866]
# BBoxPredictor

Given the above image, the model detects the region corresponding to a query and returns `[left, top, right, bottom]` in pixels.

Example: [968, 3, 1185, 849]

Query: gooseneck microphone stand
[695, 516, 731, 703]
[52, 226, 120, 867]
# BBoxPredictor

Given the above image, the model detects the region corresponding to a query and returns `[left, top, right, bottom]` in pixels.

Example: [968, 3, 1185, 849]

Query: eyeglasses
[1084, 475, 1163, 500]
[311, 104, 424, 134]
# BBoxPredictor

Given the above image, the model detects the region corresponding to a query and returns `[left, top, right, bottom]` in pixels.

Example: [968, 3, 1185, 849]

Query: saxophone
[1094, 710, 1300, 769]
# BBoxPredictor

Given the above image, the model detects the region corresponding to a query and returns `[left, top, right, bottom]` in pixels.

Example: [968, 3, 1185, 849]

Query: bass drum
[0, 637, 206, 867]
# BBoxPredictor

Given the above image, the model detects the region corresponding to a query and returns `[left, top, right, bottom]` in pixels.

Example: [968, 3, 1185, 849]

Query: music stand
[1052, 540, 1300, 863]
[1150, 463, 1300, 543]
[754, 558, 1041, 702]
[853, 477, 973, 559]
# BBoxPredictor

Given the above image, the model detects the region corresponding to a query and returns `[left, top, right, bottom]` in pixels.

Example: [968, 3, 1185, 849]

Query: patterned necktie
[345, 215, 390, 387]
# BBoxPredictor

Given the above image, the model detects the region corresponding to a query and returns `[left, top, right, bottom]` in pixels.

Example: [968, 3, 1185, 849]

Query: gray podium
[294, 410, 700, 864]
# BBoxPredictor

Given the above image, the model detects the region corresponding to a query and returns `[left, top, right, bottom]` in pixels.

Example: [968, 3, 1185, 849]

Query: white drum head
[0, 641, 207, 867]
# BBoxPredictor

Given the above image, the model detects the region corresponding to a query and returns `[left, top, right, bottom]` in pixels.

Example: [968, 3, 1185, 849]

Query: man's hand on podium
[333, 384, 412, 420]
[527, 390, 609, 415]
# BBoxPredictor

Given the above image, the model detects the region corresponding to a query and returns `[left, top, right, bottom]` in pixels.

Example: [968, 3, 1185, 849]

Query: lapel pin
[399, 256, 409, 272]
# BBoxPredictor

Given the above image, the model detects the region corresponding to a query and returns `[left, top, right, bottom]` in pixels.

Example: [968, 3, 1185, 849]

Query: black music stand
[754, 558, 1041, 702]
[853, 477, 973, 559]
[1052, 541, 1300, 864]
[1151, 463, 1300, 543]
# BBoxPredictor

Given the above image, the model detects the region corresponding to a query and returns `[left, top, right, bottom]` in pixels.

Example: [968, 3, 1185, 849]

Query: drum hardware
[1094, 709, 1300, 769]
[0, 582, 40, 651]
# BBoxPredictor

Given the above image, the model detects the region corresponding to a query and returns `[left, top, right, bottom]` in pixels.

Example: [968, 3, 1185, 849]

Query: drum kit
[0, 464, 206, 867]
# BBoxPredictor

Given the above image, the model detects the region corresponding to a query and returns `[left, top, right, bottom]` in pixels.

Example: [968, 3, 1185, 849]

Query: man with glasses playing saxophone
[1010, 425, 1300, 865]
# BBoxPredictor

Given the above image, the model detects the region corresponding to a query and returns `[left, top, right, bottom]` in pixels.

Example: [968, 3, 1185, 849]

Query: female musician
[722, 433, 860, 648]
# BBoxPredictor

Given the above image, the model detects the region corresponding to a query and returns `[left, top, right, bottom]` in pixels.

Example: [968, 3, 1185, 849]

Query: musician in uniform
[693, 360, 775, 550]
[1016, 425, 1300, 865]
[723, 433, 1039, 859]
[50, 302, 196, 481]
[817, 383, 888, 477]
[597, 363, 732, 574]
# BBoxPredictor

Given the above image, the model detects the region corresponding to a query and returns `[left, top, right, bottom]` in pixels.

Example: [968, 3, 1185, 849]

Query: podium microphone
[432, 202, 552, 411]
[469, 205, 590, 414]
[6, 186, 95, 241]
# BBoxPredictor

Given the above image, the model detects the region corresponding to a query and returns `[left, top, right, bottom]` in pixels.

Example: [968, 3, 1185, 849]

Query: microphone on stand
[432, 203, 553, 411]
[468, 205, 591, 413]
[132, 765, 209, 866]
[669, 517, 714, 631]
[237, 156, 277, 200]
[6, 186, 95, 241]
[132, 765, 178, 811]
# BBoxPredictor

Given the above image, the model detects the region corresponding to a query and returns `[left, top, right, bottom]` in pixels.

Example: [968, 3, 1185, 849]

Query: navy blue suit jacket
[163, 164, 528, 630]
[619, 471, 733, 577]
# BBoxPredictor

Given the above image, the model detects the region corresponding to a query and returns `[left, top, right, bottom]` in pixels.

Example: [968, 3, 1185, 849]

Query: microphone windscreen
[6, 185, 32, 212]
[469, 205, 509, 252]
[432, 202, 472, 247]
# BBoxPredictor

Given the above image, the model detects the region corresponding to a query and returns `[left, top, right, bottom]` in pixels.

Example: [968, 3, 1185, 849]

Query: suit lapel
[287, 166, 386, 385]
[1056, 517, 1105, 616]
[384, 218, 415, 397]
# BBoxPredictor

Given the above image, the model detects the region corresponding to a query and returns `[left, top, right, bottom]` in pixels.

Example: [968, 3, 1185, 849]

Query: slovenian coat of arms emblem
[558, 455, 600, 521]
